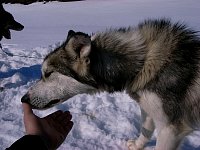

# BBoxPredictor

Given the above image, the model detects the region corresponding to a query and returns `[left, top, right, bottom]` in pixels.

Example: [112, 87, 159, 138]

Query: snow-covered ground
[0, 0, 200, 149]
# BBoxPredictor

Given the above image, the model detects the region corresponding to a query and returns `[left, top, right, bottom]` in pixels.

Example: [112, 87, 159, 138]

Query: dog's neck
[89, 37, 146, 93]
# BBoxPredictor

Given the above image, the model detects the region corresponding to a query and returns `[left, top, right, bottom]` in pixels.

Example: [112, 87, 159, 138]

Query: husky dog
[0, 4, 24, 46]
[22, 19, 200, 150]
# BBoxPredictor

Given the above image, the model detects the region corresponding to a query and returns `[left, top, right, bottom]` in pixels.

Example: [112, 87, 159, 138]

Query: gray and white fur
[22, 18, 200, 150]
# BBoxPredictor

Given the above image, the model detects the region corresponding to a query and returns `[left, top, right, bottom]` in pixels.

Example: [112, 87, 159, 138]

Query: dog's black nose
[21, 93, 30, 103]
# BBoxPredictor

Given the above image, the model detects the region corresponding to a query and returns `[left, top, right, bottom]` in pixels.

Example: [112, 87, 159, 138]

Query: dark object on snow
[0, 87, 4, 92]
[0, 4, 24, 41]
[6, 135, 48, 150]
[1, 0, 83, 5]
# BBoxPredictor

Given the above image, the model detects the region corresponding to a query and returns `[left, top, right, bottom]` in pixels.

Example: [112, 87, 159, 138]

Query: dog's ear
[77, 35, 91, 60]
[67, 30, 76, 40]
[80, 44, 91, 61]
[65, 31, 91, 64]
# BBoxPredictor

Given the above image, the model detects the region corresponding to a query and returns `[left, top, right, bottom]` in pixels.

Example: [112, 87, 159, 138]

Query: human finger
[56, 120, 73, 135]
[63, 121, 74, 134]
[64, 111, 72, 120]
[44, 110, 63, 120]
[22, 103, 33, 115]
[57, 111, 72, 122]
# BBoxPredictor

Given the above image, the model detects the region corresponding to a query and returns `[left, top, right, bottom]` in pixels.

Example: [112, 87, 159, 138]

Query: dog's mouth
[9, 21, 24, 31]
[44, 99, 61, 108]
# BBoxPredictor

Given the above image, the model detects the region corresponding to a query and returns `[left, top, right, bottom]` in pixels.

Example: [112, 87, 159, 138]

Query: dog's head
[21, 30, 97, 109]
[0, 4, 24, 40]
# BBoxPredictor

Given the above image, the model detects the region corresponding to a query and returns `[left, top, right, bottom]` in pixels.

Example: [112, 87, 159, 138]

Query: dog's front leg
[127, 109, 155, 150]
[155, 123, 192, 150]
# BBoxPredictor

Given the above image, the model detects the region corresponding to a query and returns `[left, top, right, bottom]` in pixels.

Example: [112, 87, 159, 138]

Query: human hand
[22, 103, 73, 150]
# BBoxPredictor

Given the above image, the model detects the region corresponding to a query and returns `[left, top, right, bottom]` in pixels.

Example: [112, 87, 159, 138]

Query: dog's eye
[45, 71, 53, 78]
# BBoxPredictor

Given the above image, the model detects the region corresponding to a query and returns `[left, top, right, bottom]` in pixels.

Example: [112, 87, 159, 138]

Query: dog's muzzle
[21, 93, 61, 109]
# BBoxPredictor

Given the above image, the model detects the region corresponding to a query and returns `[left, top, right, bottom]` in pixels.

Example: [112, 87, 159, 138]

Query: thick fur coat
[22, 19, 200, 150]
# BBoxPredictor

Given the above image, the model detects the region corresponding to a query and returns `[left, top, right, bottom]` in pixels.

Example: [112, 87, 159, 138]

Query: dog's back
[92, 19, 200, 127]
[138, 19, 200, 127]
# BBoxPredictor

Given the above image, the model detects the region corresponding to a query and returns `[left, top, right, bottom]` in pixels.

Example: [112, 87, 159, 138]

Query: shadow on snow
[0, 64, 41, 88]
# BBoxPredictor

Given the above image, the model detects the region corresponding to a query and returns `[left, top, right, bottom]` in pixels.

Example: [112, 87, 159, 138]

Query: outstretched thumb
[22, 103, 33, 115]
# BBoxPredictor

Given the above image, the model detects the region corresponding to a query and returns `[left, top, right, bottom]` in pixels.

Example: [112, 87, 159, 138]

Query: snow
[0, 0, 200, 149]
